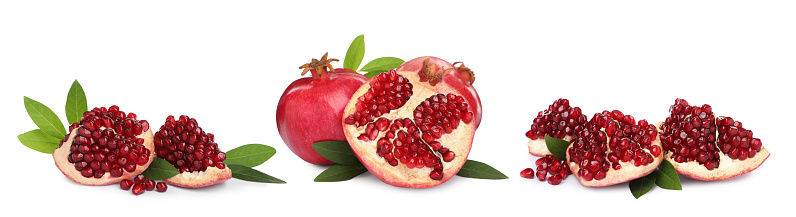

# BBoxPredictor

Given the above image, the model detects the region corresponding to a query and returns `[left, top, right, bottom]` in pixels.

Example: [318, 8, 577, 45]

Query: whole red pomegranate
[277, 53, 368, 165]
[396, 56, 482, 129]
[342, 57, 478, 188]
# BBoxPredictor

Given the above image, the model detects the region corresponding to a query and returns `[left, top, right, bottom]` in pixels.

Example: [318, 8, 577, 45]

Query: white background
[1, 0, 794, 215]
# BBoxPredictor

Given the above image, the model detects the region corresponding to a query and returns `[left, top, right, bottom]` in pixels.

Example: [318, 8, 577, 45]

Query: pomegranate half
[277, 53, 368, 165]
[53, 106, 154, 186]
[658, 98, 770, 180]
[342, 60, 477, 188]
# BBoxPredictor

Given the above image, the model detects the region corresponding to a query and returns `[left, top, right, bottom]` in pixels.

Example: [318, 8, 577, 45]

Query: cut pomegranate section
[52, 106, 154, 186]
[342, 67, 476, 188]
[566, 110, 663, 187]
[154, 115, 231, 188]
[525, 98, 588, 156]
[658, 98, 770, 180]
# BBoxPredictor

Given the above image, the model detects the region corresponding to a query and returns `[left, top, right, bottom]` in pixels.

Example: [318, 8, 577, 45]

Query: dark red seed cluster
[660, 99, 763, 170]
[413, 93, 474, 143]
[520, 155, 572, 185]
[568, 110, 660, 181]
[120, 174, 167, 195]
[525, 98, 587, 140]
[344, 70, 412, 127]
[371, 118, 455, 180]
[65, 105, 151, 179]
[660, 99, 720, 169]
[154, 115, 226, 173]
[717, 116, 762, 161]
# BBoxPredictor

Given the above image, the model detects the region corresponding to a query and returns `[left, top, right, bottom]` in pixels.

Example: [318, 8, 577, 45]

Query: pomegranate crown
[418, 58, 452, 86]
[299, 52, 338, 79]
[452, 61, 475, 85]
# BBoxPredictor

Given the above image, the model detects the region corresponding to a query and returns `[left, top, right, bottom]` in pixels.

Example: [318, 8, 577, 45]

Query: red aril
[525, 98, 588, 156]
[154, 115, 231, 188]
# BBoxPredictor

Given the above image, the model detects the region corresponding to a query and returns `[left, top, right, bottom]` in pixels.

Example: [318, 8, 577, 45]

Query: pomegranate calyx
[452, 62, 475, 85]
[419, 58, 451, 86]
[299, 52, 339, 79]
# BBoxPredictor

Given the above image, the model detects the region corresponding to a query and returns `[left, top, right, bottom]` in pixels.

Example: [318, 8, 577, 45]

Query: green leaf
[545, 136, 570, 161]
[229, 164, 286, 184]
[312, 141, 362, 165]
[65, 80, 87, 125]
[224, 144, 276, 167]
[343, 34, 365, 71]
[655, 160, 682, 190]
[314, 164, 368, 182]
[24, 96, 65, 139]
[360, 57, 404, 72]
[17, 129, 61, 153]
[456, 160, 508, 180]
[364, 71, 382, 78]
[630, 171, 657, 199]
[140, 158, 179, 180]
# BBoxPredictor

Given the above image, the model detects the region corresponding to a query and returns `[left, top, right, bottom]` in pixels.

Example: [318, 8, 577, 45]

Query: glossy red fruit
[397, 56, 482, 129]
[277, 53, 368, 165]
[342, 66, 477, 188]
[52, 106, 154, 186]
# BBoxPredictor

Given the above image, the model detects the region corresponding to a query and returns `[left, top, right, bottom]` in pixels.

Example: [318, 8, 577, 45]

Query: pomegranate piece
[658, 98, 770, 180]
[343, 61, 477, 188]
[566, 110, 664, 187]
[154, 115, 232, 188]
[52, 106, 155, 186]
[525, 98, 588, 156]
[277, 53, 368, 165]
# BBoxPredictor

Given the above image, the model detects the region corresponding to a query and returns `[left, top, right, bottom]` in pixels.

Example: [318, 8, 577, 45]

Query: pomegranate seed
[132, 183, 146, 195]
[520, 168, 534, 179]
[120, 179, 134, 190]
[156, 182, 168, 192]
[145, 179, 156, 191]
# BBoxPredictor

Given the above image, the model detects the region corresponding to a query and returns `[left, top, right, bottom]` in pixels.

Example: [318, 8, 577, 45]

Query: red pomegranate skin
[397, 56, 482, 128]
[277, 68, 367, 165]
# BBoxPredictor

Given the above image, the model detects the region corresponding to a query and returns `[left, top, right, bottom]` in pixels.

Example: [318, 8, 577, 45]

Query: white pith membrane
[342, 70, 475, 188]
[527, 136, 572, 156]
[53, 127, 154, 186]
[657, 99, 770, 181]
[165, 166, 231, 188]
[565, 111, 664, 187]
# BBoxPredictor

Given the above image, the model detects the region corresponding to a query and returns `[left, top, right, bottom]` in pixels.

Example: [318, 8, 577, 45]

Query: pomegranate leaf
[312, 141, 362, 165]
[343, 34, 365, 71]
[140, 158, 179, 180]
[545, 136, 569, 161]
[314, 164, 368, 182]
[65, 79, 87, 125]
[360, 57, 405, 73]
[456, 160, 508, 180]
[363, 71, 381, 78]
[655, 160, 682, 190]
[24, 96, 66, 139]
[224, 144, 276, 167]
[629, 171, 657, 199]
[17, 129, 61, 154]
[228, 164, 286, 184]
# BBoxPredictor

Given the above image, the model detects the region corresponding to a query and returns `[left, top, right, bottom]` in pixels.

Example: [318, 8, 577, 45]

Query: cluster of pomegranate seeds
[568, 110, 660, 181]
[343, 71, 475, 181]
[120, 174, 167, 195]
[344, 70, 413, 127]
[660, 99, 763, 170]
[717, 116, 763, 160]
[525, 98, 587, 140]
[414, 93, 474, 142]
[520, 155, 572, 185]
[154, 115, 227, 173]
[65, 105, 151, 179]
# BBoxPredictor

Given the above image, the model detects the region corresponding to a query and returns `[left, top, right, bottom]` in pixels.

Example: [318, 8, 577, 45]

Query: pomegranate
[277, 53, 368, 165]
[52, 105, 154, 186]
[342, 64, 477, 188]
[566, 110, 664, 187]
[658, 98, 770, 180]
[524, 98, 588, 156]
[154, 115, 231, 188]
[396, 56, 482, 129]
